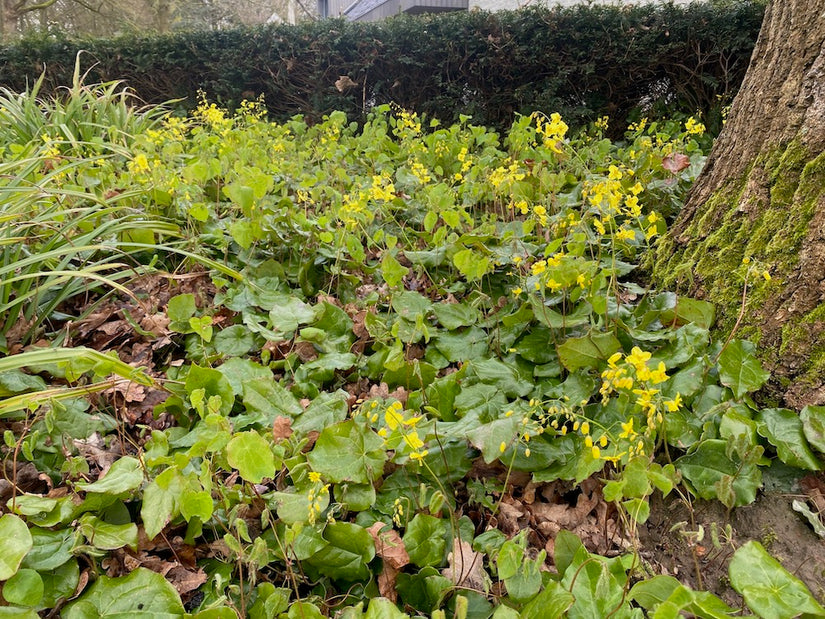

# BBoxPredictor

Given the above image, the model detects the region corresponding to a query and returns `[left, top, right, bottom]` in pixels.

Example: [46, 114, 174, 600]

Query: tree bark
[650, 0, 825, 407]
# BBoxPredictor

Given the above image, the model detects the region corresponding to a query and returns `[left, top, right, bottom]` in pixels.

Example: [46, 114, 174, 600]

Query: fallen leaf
[662, 153, 690, 173]
[166, 565, 207, 595]
[335, 76, 359, 92]
[368, 523, 409, 602]
[272, 416, 294, 442]
[441, 538, 488, 591]
[367, 522, 410, 569]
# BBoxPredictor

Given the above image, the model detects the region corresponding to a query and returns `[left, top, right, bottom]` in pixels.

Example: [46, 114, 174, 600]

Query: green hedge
[0, 2, 764, 131]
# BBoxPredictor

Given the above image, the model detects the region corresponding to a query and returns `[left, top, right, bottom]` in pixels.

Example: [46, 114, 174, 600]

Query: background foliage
[0, 1, 764, 132]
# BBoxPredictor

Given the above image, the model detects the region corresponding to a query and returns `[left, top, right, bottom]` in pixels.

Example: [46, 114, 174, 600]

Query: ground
[639, 472, 825, 606]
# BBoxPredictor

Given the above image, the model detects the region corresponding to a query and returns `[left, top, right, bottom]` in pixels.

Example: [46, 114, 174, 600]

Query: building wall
[469, 0, 693, 12]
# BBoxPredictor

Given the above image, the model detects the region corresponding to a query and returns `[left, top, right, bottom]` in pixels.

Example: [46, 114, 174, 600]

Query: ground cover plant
[1, 81, 824, 618]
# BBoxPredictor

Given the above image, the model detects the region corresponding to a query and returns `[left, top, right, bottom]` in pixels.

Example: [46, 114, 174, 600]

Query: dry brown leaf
[272, 416, 294, 442]
[167, 566, 208, 595]
[377, 565, 399, 602]
[662, 153, 690, 173]
[441, 538, 488, 591]
[367, 522, 410, 569]
[335, 76, 359, 92]
[368, 523, 408, 602]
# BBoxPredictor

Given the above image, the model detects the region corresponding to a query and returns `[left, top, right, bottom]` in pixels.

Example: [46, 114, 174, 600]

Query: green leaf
[621, 498, 650, 524]
[469, 358, 532, 397]
[432, 302, 478, 329]
[756, 408, 822, 470]
[226, 431, 277, 483]
[403, 514, 446, 567]
[0, 514, 33, 580]
[40, 559, 80, 608]
[434, 327, 489, 363]
[381, 253, 409, 288]
[676, 440, 761, 507]
[466, 415, 521, 463]
[240, 378, 301, 427]
[78, 514, 138, 551]
[167, 293, 196, 328]
[554, 530, 584, 576]
[629, 575, 681, 610]
[453, 248, 490, 281]
[306, 420, 385, 484]
[185, 364, 235, 416]
[75, 456, 143, 494]
[717, 340, 769, 399]
[305, 522, 376, 580]
[660, 297, 715, 329]
[520, 581, 575, 618]
[267, 489, 329, 525]
[179, 489, 214, 522]
[530, 297, 591, 329]
[292, 390, 348, 433]
[285, 602, 324, 619]
[561, 548, 627, 619]
[800, 405, 825, 453]
[557, 331, 621, 371]
[62, 567, 184, 618]
[729, 541, 825, 619]
[21, 527, 76, 571]
[141, 467, 183, 540]
[268, 295, 317, 335]
[2, 569, 43, 607]
[214, 325, 255, 356]
[391, 291, 432, 318]
[364, 597, 408, 618]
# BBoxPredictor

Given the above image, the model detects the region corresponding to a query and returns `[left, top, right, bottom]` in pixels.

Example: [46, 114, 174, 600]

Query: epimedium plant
[0, 90, 823, 618]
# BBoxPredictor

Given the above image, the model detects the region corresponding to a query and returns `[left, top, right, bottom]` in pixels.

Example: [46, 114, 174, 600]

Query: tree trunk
[649, 0, 825, 407]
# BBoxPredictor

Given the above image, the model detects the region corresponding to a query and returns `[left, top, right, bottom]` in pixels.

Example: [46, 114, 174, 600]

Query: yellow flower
[619, 418, 635, 439]
[615, 227, 636, 242]
[664, 393, 683, 412]
[499, 441, 507, 453]
[626, 347, 652, 371]
[410, 450, 429, 463]
[131, 153, 150, 173]
[546, 278, 563, 292]
[580, 421, 590, 435]
[591, 446, 601, 459]
[308, 471, 322, 483]
[512, 287, 523, 296]
[685, 117, 706, 135]
[403, 432, 424, 450]
[608, 165, 623, 180]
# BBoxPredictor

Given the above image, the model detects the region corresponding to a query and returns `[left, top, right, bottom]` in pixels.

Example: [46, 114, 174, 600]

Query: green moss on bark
[649, 139, 825, 398]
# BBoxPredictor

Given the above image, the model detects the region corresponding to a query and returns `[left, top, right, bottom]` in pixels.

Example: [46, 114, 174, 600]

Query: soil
[638, 471, 825, 608]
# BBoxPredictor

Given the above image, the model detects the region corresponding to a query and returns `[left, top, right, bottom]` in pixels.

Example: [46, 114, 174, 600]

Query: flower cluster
[600, 346, 682, 442]
[306, 471, 330, 525]
[533, 111, 569, 154]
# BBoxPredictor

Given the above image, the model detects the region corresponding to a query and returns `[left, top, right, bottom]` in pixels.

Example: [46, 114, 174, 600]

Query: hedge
[0, 2, 764, 131]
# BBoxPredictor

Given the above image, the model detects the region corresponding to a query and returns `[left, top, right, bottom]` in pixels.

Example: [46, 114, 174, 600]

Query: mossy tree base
[649, 0, 825, 407]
